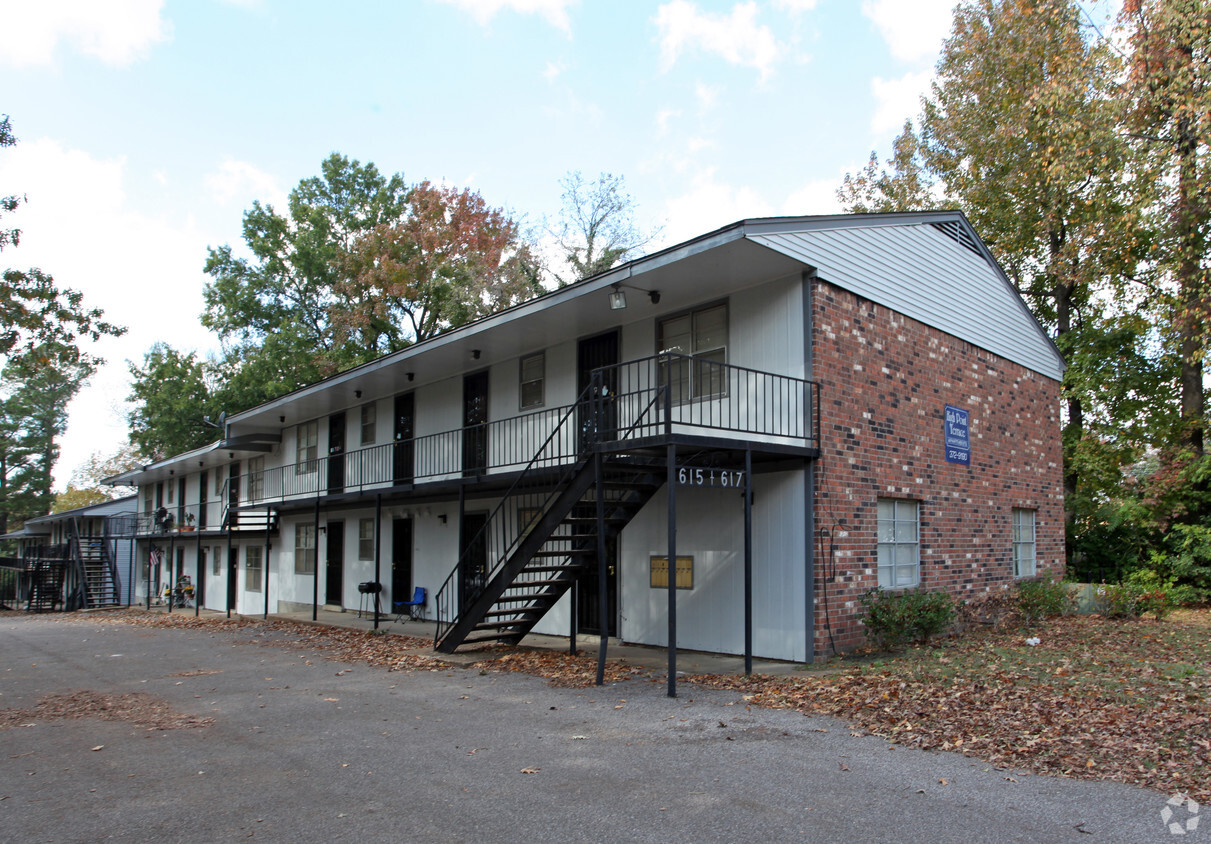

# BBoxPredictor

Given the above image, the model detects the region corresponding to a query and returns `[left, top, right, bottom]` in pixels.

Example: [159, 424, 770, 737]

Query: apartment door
[462, 371, 489, 475]
[392, 518, 413, 607]
[325, 521, 344, 607]
[227, 463, 240, 529]
[393, 392, 415, 484]
[198, 471, 208, 529]
[327, 412, 346, 493]
[577, 330, 620, 449]
[459, 512, 488, 610]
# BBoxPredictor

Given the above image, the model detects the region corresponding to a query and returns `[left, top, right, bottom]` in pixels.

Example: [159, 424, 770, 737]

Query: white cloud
[783, 177, 845, 216]
[655, 107, 681, 136]
[0, 138, 218, 487]
[542, 60, 566, 82]
[870, 70, 932, 134]
[434, 0, 577, 34]
[654, 1, 781, 79]
[695, 82, 719, 111]
[861, 0, 954, 63]
[205, 158, 287, 211]
[773, 0, 819, 13]
[0, 0, 170, 68]
[661, 168, 773, 244]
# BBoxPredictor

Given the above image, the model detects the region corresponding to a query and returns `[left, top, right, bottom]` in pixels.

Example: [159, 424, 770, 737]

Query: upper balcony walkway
[133, 354, 820, 534]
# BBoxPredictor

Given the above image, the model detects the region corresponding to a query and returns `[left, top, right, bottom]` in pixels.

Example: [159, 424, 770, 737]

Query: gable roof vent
[931, 220, 986, 262]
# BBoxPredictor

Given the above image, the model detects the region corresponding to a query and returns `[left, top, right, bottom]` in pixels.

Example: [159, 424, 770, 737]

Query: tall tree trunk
[1176, 114, 1205, 455]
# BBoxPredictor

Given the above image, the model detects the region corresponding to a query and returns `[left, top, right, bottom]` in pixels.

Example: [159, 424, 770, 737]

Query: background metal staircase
[69, 518, 122, 608]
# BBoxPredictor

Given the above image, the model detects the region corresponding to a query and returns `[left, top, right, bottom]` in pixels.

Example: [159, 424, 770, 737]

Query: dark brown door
[577, 538, 618, 636]
[577, 331, 620, 449]
[198, 471, 208, 529]
[393, 393, 415, 484]
[327, 413, 346, 493]
[176, 478, 187, 526]
[227, 463, 240, 528]
[392, 518, 413, 607]
[463, 371, 489, 475]
[326, 521, 344, 606]
[459, 512, 488, 609]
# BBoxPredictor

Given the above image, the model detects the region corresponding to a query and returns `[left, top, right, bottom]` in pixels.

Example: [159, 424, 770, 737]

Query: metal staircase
[434, 374, 667, 653]
[67, 518, 122, 608]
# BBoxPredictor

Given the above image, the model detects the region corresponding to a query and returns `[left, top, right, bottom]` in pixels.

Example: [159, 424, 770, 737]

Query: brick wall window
[1013, 508, 1036, 577]
[877, 498, 919, 589]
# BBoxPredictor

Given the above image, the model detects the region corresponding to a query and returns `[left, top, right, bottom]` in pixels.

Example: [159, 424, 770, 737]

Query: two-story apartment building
[107, 211, 1065, 661]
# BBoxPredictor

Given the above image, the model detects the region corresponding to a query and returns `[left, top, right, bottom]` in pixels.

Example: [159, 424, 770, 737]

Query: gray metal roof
[745, 212, 1064, 381]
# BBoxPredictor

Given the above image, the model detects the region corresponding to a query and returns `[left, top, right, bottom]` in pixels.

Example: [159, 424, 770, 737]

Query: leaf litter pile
[691, 611, 1211, 802]
[470, 648, 648, 687]
[0, 690, 213, 731]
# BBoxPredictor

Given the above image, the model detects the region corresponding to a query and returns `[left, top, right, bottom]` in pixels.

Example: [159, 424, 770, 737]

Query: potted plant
[180, 513, 196, 532]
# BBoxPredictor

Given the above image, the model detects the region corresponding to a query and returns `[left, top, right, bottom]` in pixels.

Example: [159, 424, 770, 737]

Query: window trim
[519, 352, 545, 410]
[656, 300, 729, 403]
[358, 518, 375, 561]
[876, 498, 920, 590]
[360, 403, 377, 446]
[245, 545, 263, 593]
[295, 523, 316, 575]
[296, 421, 318, 475]
[1013, 508, 1037, 578]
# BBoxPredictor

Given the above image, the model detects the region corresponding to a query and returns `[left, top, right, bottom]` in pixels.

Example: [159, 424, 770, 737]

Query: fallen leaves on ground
[80, 610, 443, 672]
[690, 612, 1211, 802]
[0, 690, 213, 731]
[471, 648, 647, 687]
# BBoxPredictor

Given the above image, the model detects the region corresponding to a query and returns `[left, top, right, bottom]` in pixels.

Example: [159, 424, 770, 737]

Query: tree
[1, 116, 123, 369]
[203, 153, 409, 390]
[1120, 0, 1211, 454]
[65, 444, 147, 500]
[0, 347, 90, 533]
[126, 344, 217, 460]
[336, 181, 542, 347]
[837, 120, 940, 213]
[917, 0, 1151, 537]
[552, 171, 660, 284]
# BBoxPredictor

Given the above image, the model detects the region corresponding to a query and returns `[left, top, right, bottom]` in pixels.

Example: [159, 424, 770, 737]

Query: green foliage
[126, 344, 218, 460]
[859, 588, 957, 648]
[1016, 577, 1076, 623]
[1092, 583, 1145, 619]
[1145, 522, 1211, 603]
[837, 120, 940, 213]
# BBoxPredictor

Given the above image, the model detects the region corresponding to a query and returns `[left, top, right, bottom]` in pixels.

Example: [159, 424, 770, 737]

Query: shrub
[860, 588, 956, 649]
[1016, 577, 1075, 623]
[1093, 583, 1144, 619]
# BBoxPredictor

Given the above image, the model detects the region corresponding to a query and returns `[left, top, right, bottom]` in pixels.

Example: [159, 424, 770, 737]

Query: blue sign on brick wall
[944, 404, 970, 465]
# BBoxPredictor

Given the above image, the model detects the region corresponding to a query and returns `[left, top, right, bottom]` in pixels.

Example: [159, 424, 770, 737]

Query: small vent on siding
[930, 221, 986, 261]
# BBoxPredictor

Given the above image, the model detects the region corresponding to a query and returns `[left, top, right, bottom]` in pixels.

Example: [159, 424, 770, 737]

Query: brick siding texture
[811, 279, 1065, 655]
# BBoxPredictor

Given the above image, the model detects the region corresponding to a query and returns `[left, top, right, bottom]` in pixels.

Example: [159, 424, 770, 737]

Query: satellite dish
[218, 411, 227, 428]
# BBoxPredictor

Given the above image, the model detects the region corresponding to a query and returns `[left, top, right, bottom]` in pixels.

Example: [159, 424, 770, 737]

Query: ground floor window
[245, 546, 263, 592]
[877, 498, 919, 589]
[359, 519, 374, 561]
[1013, 508, 1036, 577]
[212, 546, 223, 576]
[295, 523, 316, 574]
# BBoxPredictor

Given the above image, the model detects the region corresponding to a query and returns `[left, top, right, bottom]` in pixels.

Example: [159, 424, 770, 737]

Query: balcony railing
[138, 354, 820, 518]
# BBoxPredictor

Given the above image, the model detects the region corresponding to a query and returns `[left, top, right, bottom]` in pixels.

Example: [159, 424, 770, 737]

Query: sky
[0, 0, 964, 489]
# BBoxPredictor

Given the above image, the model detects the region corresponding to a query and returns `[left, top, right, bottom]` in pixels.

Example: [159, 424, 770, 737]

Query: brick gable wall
[811, 279, 1065, 655]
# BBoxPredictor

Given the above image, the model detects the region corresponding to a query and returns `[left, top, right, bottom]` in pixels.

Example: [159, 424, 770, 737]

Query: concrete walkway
[140, 602, 807, 677]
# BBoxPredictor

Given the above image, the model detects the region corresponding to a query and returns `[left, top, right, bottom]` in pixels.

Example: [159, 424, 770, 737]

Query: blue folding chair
[393, 586, 426, 623]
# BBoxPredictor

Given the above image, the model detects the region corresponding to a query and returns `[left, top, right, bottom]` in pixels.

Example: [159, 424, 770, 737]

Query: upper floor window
[215, 469, 224, 496]
[520, 353, 545, 410]
[658, 303, 728, 402]
[1013, 508, 1036, 577]
[296, 421, 318, 475]
[247, 456, 265, 501]
[361, 403, 377, 446]
[877, 498, 920, 589]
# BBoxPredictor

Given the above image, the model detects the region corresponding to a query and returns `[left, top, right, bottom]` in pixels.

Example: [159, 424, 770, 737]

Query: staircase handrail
[433, 381, 598, 644]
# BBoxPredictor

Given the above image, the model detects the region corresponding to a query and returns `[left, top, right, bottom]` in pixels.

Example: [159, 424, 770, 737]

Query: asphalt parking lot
[0, 614, 1187, 843]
